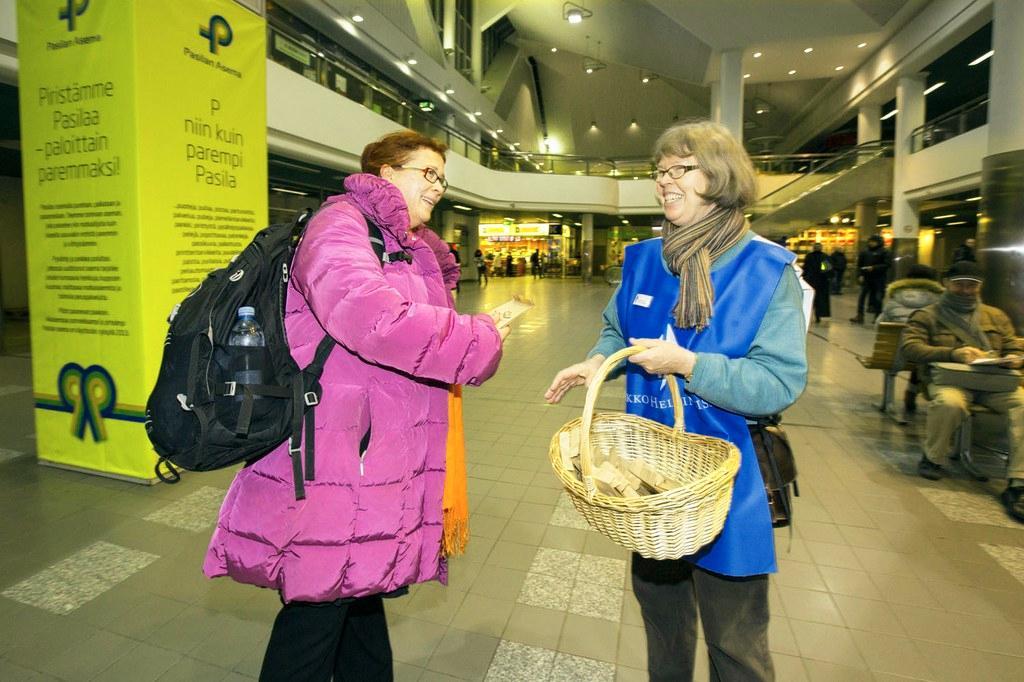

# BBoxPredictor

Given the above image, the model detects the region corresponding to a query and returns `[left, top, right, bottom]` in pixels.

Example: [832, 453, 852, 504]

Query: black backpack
[145, 209, 387, 499]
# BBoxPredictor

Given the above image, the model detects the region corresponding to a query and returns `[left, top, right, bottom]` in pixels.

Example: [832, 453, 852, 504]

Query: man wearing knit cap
[900, 261, 1024, 521]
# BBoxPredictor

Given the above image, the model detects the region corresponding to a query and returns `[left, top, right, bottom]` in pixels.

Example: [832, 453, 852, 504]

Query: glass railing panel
[911, 97, 988, 153]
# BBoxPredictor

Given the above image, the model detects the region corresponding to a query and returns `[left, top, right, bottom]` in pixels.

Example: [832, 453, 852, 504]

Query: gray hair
[652, 120, 757, 210]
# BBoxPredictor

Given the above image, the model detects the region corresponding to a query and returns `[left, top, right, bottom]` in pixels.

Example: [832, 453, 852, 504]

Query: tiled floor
[1, 278, 1023, 681]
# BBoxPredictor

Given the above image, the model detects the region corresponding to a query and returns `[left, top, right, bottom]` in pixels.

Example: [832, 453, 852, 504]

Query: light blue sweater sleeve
[688, 266, 807, 415]
[586, 265, 807, 416]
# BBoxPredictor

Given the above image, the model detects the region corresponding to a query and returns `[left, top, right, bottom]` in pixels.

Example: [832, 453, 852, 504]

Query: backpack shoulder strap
[366, 218, 386, 265]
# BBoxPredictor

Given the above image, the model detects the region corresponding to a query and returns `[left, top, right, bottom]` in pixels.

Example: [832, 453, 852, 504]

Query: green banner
[19, 0, 267, 481]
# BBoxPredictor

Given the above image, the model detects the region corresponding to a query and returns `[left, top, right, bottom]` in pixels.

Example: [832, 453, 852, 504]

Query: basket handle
[579, 346, 685, 489]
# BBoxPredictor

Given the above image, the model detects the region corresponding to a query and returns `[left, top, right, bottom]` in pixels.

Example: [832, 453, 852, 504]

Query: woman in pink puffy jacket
[204, 131, 506, 681]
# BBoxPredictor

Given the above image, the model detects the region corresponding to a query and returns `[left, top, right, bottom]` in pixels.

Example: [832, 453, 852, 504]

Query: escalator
[750, 142, 893, 238]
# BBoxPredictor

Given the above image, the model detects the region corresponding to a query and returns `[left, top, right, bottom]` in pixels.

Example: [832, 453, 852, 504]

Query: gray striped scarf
[661, 207, 748, 331]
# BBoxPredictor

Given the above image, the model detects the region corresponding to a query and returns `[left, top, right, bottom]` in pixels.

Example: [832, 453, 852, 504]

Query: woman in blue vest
[546, 121, 807, 681]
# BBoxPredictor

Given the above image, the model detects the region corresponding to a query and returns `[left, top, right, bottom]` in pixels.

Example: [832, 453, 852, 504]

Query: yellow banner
[19, 0, 266, 481]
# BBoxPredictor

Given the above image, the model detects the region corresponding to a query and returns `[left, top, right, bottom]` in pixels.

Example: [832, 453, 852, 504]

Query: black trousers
[631, 554, 774, 682]
[259, 596, 393, 682]
[856, 280, 885, 316]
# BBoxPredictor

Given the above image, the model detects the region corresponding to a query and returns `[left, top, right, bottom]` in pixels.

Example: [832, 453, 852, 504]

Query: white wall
[902, 125, 987, 199]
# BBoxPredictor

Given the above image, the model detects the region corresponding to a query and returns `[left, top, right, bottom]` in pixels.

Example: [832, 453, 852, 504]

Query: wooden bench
[858, 322, 911, 424]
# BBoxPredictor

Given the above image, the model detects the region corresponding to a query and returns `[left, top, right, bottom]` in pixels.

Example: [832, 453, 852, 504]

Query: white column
[709, 81, 721, 124]
[716, 49, 745, 143]
[988, 0, 1024, 155]
[581, 213, 594, 284]
[857, 105, 881, 145]
[440, 210, 456, 242]
[470, 0, 483, 84]
[891, 73, 926, 275]
[442, 0, 456, 57]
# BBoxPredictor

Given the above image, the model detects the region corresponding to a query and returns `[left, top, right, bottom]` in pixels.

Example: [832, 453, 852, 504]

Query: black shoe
[1001, 487, 1024, 523]
[903, 390, 916, 414]
[918, 457, 945, 481]
[849, 315, 864, 324]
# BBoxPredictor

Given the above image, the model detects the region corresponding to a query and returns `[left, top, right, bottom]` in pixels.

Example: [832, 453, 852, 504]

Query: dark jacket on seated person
[900, 303, 1024, 391]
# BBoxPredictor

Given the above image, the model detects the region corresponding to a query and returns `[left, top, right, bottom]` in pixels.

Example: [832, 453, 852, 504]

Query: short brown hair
[360, 131, 448, 176]
[652, 120, 757, 210]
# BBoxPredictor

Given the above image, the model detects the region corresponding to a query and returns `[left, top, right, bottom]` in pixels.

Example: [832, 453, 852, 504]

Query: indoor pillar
[716, 49, 744, 143]
[891, 73, 926, 278]
[980, 0, 1024, 331]
[581, 214, 594, 284]
[470, 0, 483, 85]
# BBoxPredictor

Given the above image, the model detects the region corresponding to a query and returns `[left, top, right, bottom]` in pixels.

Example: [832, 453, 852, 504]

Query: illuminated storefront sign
[479, 223, 550, 237]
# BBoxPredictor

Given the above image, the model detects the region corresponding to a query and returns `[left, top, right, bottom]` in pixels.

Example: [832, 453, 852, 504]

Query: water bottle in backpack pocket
[226, 306, 270, 401]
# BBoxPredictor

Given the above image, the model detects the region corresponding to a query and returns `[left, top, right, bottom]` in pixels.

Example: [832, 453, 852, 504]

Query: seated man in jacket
[900, 261, 1024, 521]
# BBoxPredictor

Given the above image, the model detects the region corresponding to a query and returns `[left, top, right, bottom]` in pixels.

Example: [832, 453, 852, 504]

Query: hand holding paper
[489, 295, 534, 330]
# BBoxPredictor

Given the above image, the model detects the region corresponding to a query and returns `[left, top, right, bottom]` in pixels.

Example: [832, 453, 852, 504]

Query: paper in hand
[489, 295, 534, 329]
[970, 355, 1020, 367]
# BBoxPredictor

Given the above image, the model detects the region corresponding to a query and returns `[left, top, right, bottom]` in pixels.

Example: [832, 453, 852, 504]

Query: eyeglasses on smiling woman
[392, 165, 449, 190]
[648, 164, 700, 181]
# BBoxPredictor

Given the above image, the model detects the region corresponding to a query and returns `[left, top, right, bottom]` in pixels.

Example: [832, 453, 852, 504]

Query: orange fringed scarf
[442, 384, 469, 557]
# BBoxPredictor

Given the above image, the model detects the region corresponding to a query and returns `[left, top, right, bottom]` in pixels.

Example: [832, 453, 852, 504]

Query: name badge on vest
[632, 293, 653, 308]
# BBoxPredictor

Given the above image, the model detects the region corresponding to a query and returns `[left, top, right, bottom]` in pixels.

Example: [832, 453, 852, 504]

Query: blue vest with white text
[616, 236, 793, 576]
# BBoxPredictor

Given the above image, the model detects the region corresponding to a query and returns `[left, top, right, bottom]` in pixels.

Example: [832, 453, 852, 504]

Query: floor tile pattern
[143, 486, 228, 532]
[1, 541, 159, 614]
[2, 281, 1023, 681]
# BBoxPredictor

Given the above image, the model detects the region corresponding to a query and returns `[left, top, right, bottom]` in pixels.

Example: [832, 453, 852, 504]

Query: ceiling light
[923, 81, 945, 95]
[834, 65, 844, 71]
[496, 129, 503, 133]
[880, 109, 898, 120]
[841, 217, 850, 223]
[490, 130, 497, 137]
[629, 118, 638, 128]
[589, 121, 597, 130]
[803, 47, 813, 53]
[352, 14, 364, 23]
[641, 76, 650, 84]
[552, 213, 563, 218]
[444, 85, 455, 94]
[453, 205, 472, 211]
[830, 216, 840, 224]
[743, 73, 751, 79]
[466, 112, 476, 121]
[585, 67, 593, 74]
[406, 57, 417, 65]
[316, 50, 325, 58]
[857, 42, 867, 48]
[753, 51, 762, 58]
[551, 47, 558, 52]
[563, 2, 592, 24]
[969, 50, 993, 66]
[574, 221, 582, 226]
[787, 69, 796, 75]
[271, 187, 308, 196]
[474, 110, 482, 116]
[947, 221, 967, 225]
[583, 58, 605, 74]
[967, 196, 981, 201]
[934, 214, 956, 219]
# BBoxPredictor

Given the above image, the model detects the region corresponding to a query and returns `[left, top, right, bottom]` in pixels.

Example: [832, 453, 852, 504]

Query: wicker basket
[549, 346, 741, 560]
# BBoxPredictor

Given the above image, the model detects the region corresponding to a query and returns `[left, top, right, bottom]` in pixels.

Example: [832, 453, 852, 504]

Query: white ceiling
[488, 0, 931, 153]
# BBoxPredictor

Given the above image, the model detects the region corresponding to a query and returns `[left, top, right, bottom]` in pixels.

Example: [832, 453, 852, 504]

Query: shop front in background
[478, 222, 574, 277]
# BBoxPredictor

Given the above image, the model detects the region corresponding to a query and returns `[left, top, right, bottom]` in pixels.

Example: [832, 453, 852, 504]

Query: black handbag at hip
[748, 417, 799, 528]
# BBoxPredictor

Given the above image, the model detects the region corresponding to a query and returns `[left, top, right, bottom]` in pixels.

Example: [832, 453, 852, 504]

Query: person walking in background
[876, 264, 943, 413]
[530, 249, 542, 278]
[952, 237, 977, 263]
[449, 243, 461, 293]
[829, 247, 847, 294]
[850, 234, 891, 323]
[473, 248, 488, 285]
[204, 131, 507, 681]
[802, 242, 831, 323]
[547, 120, 807, 681]
[505, 253, 513, 277]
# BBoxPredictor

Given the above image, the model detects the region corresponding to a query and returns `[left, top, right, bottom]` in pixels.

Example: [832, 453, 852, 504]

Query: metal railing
[749, 141, 893, 218]
[267, 16, 852, 179]
[910, 96, 988, 153]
